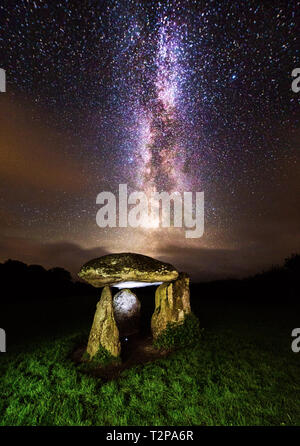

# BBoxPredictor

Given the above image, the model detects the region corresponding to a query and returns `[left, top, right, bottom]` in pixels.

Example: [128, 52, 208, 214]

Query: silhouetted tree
[0, 260, 93, 301]
[284, 254, 300, 273]
[48, 267, 72, 283]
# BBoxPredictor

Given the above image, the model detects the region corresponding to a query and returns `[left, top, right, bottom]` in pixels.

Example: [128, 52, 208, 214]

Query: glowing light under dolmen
[111, 281, 163, 289]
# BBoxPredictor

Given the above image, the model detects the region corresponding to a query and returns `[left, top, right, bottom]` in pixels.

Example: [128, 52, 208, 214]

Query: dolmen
[78, 253, 193, 361]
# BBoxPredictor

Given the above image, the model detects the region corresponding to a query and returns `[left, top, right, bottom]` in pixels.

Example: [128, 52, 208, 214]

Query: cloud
[0, 234, 298, 283]
[154, 245, 256, 281]
[0, 236, 108, 276]
[154, 242, 296, 282]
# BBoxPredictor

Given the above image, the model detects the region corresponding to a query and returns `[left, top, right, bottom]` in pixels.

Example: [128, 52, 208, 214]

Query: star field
[0, 0, 299, 279]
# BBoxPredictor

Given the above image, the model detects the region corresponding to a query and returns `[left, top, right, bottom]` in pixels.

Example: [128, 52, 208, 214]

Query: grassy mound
[0, 309, 299, 426]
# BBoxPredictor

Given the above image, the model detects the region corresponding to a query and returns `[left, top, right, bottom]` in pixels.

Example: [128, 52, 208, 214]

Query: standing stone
[151, 273, 191, 339]
[86, 286, 120, 358]
[113, 289, 141, 336]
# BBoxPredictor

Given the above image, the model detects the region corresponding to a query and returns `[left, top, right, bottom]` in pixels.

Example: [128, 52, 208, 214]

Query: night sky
[0, 0, 299, 280]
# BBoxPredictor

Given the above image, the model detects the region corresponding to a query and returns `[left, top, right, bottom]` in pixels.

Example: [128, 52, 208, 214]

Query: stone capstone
[78, 252, 178, 288]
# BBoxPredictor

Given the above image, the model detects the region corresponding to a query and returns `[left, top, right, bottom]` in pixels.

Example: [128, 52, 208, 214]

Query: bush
[153, 313, 203, 350]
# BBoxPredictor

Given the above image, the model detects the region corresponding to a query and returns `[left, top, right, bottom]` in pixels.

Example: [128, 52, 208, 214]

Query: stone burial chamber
[78, 252, 194, 362]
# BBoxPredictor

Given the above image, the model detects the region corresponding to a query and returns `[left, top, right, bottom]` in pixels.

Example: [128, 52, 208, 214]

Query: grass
[0, 295, 299, 426]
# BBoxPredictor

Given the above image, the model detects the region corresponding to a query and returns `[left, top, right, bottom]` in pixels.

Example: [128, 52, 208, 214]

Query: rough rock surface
[78, 252, 178, 287]
[113, 289, 141, 336]
[86, 286, 120, 358]
[151, 273, 191, 339]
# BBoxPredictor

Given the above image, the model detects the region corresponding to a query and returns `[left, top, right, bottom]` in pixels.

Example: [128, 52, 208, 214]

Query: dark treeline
[0, 254, 299, 304]
[190, 253, 300, 305]
[0, 254, 299, 347]
[0, 260, 95, 302]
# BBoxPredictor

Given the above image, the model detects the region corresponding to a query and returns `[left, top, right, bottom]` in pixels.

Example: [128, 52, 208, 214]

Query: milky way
[133, 19, 189, 195]
[1, 0, 299, 278]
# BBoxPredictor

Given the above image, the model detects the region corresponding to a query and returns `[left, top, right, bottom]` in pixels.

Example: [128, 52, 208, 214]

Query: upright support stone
[86, 286, 121, 358]
[151, 273, 191, 339]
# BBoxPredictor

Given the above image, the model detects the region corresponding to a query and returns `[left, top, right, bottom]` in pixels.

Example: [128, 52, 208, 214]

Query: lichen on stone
[151, 273, 192, 339]
[78, 252, 178, 287]
[86, 285, 121, 359]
